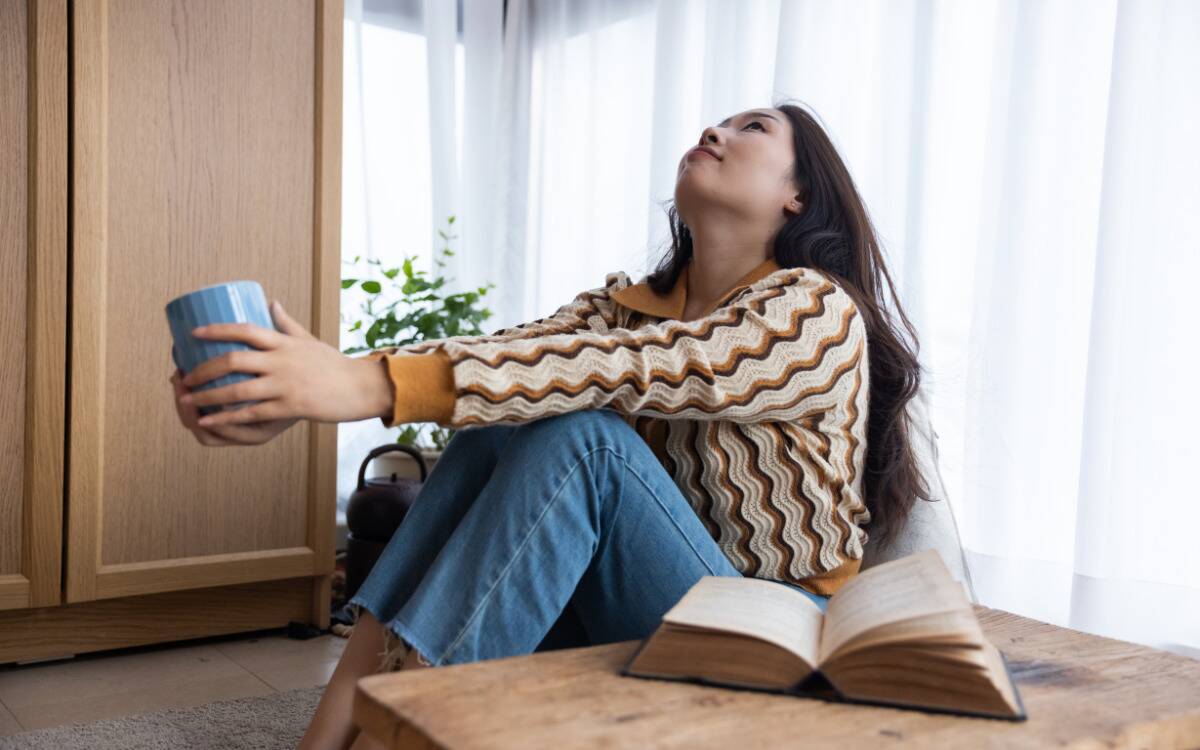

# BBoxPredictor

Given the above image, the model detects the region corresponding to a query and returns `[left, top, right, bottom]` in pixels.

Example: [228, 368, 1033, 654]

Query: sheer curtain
[341, 0, 1200, 657]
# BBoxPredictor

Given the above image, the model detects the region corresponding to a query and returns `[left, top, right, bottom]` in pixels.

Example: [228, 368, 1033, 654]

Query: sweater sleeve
[359, 273, 630, 428]
[433, 268, 866, 428]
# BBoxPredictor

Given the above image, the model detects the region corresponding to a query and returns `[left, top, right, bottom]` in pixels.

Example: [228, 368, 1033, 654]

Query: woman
[170, 100, 929, 750]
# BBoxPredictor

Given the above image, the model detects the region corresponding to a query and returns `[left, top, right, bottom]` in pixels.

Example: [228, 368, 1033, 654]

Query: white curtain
[340, 0, 1200, 657]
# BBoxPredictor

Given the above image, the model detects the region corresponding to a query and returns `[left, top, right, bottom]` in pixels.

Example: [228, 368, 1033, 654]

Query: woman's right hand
[170, 368, 298, 447]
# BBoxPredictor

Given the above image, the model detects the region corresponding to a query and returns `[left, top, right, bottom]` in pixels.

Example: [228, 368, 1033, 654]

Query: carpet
[0, 685, 325, 750]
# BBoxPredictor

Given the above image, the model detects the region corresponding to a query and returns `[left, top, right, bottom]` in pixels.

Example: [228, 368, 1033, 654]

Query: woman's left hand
[179, 300, 392, 427]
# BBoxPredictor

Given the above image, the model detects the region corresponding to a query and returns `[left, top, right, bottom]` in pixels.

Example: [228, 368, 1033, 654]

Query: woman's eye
[743, 121, 764, 131]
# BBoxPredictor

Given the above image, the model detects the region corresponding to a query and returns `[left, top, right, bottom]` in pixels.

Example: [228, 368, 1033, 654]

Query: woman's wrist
[355, 354, 396, 422]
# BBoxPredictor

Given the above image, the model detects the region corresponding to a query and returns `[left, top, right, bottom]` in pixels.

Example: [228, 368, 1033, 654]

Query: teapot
[344, 443, 430, 599]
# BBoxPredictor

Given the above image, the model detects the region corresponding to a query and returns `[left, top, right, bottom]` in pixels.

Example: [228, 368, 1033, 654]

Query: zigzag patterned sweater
[361, 256, 871, 596]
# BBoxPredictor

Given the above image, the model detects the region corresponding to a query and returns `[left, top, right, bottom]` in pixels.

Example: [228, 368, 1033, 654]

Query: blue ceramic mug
[165, 281, 279, 417]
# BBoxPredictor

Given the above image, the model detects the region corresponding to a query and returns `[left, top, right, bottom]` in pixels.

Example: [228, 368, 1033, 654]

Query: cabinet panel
[68, 0, 341, 602]
[0, 0, 68, 611]
[0, 0, 29, 583]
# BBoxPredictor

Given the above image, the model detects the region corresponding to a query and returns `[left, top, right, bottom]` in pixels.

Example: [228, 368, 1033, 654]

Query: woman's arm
[361, 271, 629, 359]
[363, 272, 634, 428]
[375, 268, 867, 429]
[177, 273, 632, 431]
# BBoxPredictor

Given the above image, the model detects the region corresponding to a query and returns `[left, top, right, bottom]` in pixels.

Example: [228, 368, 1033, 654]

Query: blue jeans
[346, 408, 830, 666]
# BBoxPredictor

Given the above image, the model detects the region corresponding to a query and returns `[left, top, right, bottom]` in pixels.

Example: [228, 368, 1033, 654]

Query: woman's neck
[685, 240, 773, 317]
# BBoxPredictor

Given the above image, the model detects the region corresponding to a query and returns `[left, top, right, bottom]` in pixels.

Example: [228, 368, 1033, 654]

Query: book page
[819, 549, 973, 663]
[822, 643, 1022, 719]
[660, 576, 824, 667]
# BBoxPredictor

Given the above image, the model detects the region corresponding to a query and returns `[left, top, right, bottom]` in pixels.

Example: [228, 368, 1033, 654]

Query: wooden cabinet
[0, 0, 343, 665]
[0, 0, 68, 617]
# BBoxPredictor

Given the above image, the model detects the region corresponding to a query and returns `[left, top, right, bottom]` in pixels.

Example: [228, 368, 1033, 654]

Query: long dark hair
[646, 99, 931, 549]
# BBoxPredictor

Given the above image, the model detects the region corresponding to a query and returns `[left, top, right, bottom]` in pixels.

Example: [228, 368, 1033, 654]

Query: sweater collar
[611, 256, 782, 320]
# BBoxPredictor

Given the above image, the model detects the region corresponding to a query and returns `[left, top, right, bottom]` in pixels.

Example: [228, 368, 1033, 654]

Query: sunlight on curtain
[341, 21, 464, 286]
[528, 10, 660, 308]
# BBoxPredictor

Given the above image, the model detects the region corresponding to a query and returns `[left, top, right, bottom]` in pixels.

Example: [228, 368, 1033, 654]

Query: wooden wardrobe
[0, 0, 343, 664]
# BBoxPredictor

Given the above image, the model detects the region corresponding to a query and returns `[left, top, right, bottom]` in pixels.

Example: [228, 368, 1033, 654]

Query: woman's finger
[171, 370, 206, 427]
[192, 321, 286, 350]
[171, 372, 239, 446]
[194, 428, 239, 447]
[270, 300, 317, 340]
[196, 398, 291, 428]
[206, 421, 272, 445]
[180, 348, 270, 389]
[184, 372, 280, 410]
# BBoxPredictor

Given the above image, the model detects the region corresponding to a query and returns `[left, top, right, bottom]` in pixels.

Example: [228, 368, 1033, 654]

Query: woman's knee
[439, 422, 517, 462]
[510, 409, 636, 452]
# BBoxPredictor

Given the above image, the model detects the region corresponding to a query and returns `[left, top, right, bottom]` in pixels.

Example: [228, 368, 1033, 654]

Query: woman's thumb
[272, 300, 313, 338]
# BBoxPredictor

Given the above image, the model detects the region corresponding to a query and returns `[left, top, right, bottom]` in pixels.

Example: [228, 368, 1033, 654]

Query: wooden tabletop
[354, 605, 1200, 749]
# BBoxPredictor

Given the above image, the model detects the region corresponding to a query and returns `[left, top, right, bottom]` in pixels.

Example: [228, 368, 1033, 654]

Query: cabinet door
[67, 0, 342, 602]
[0, 0, 68, 611]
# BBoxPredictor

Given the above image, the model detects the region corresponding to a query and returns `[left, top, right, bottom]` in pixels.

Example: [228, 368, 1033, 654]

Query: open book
[621, 549, 1026, 720]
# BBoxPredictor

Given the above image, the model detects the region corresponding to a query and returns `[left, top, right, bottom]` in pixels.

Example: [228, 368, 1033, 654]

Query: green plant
[341, 215, 496, 450]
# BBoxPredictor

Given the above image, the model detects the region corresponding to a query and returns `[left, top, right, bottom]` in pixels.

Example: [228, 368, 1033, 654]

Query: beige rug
[0, 685, 325, 749]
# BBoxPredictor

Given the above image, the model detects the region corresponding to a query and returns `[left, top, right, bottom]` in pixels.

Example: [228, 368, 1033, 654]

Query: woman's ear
[784, 197, 804, 217]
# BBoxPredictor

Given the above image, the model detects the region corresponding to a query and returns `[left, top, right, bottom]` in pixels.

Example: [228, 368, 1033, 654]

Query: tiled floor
[0, 629, 347, 736]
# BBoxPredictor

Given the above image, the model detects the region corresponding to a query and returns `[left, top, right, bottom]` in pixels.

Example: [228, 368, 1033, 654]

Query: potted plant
[341, 215, 496, 479]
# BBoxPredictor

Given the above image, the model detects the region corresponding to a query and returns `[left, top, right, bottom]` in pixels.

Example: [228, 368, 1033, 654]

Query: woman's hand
[171, 368, 298, 447]
[173, 300, 394, 437]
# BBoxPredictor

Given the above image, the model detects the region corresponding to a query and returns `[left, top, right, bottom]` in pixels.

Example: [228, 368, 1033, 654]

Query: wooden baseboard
[0, 576, 322, 665]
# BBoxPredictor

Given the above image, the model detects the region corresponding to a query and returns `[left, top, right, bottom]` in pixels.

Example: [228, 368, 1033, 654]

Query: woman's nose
[698, 126, 721, 146]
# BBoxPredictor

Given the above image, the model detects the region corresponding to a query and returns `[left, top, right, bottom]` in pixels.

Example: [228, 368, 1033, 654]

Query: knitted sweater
[361, 256, 871, 596]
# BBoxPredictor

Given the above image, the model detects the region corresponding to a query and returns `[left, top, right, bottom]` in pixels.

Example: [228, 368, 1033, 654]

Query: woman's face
[674, 107, 800, 229]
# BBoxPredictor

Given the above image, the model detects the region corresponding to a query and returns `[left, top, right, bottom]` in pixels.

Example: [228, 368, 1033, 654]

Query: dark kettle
[346, 443, 430, 543]
[343, 443, 431, 601]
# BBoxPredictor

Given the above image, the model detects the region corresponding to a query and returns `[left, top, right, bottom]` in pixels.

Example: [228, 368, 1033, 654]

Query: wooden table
[353, 605, 1200, 749]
